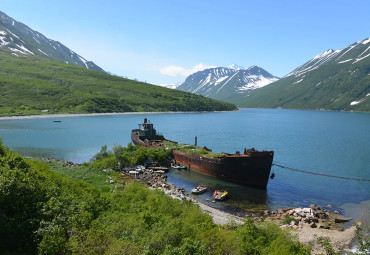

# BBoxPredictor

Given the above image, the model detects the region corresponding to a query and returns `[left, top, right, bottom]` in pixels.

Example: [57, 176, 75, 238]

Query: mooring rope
[272, 163, 370, 182]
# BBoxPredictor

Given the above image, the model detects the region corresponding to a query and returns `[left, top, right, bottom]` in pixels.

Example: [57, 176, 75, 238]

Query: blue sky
[1, 0, 369, 85]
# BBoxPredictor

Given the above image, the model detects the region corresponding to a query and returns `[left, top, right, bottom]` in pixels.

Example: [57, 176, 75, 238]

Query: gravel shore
[0, 110, 238, 121]
[297, 224, 358, 254]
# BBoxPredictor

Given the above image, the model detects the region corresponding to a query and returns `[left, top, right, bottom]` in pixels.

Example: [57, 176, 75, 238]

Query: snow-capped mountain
[0, 11, 103, 72]
[177, 65, 279, 102]
[286, 38, 370, 79]
[238, 38, 370, 111]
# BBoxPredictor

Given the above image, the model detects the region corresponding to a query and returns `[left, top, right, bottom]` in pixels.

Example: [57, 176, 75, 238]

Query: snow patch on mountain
[6, 28, 19, 39]
[77, 55, 89, 69]
[292, 78, 304, 85]
[38, 48, 48, 56]
[0, 36, 9, 46]
[215, 76, 229, 85]
[338, 59, 352, 64]
[238, 75, 279, 91]
[33, 37, 41, 44]
[350, 98, 366, 105]
[216, 71, 238, 93]
[361, 38, 370, 45]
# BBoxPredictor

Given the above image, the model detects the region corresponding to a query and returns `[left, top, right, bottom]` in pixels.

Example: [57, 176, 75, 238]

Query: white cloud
[159, 63, 216, 77]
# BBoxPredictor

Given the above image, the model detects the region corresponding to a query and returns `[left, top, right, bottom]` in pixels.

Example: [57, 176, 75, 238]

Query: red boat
[213, 190, 229, 201]
[131, 118, 274, 188]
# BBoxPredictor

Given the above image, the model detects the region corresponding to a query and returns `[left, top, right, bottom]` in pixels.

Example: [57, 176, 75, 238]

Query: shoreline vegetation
[1, 142, 368, 254]
[0, 110, 239, 121]
[1, 107, 368, 122]
[46, 144, 369, 254]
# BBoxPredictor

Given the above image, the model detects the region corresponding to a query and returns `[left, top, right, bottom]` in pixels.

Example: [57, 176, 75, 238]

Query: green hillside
[0, 52, 236, 116]
[0, 140, 311, 254]
[236, 39, 370, 112]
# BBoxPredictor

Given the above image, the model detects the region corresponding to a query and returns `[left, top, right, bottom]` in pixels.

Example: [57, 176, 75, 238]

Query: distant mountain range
[0, 11, 104, 72]
[177, 65, 279, 102]
[237, 38, 370, 111]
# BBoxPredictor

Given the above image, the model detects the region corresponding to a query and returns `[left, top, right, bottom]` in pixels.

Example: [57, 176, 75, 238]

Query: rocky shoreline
[42, 158, 359, 253]
[121, 165, 359, 253]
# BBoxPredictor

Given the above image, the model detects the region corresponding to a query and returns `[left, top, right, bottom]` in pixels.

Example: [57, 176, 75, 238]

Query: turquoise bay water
[0, 109, 369, 220]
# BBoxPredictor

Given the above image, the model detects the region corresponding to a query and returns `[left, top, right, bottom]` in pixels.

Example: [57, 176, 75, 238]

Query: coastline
[0, 110, 239, 121]
[164, 187, 358, 254]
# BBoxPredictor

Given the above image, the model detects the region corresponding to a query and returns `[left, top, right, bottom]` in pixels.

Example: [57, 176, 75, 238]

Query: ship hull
[172, 150, 273, 188]
[131, 128, 273, 188]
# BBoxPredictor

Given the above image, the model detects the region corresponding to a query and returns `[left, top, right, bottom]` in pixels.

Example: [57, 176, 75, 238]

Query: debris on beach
[266, 204, 351, 231]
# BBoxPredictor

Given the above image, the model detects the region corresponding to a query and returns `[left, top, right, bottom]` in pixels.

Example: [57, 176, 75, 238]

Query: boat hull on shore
[131, 118, 274, 189]
[172, 150, 273, 188]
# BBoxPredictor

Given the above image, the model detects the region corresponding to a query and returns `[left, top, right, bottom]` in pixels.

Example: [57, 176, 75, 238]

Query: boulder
[302, 208, 312, 214]
[309, 204, 320, 210]
[311, 217, 319, 223]
[318, 222, 330, 229]
[296, 211, 306, 217]
[329, 213, 352, 223]
[331, 223, 344, 231]
[290, 220, 297, 226]
[309, 222, 317, 228]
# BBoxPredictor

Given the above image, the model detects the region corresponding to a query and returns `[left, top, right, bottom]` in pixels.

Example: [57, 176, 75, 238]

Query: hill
[0, 52, 237, 116]
[237, 38, 370, 111]
[177, 65, 279, 102]
[0, 140, 311, 254]
[0, 10, 104, 72]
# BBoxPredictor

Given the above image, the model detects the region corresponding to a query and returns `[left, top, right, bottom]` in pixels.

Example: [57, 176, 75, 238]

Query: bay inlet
[0, 108, 369, 223]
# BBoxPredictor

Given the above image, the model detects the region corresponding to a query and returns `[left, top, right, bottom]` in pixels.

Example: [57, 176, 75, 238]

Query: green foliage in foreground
[91, 143, 174, 170]
[0, 140, 311, 254]
[45, 160, 118, 194]
[0, 52, 237, 116]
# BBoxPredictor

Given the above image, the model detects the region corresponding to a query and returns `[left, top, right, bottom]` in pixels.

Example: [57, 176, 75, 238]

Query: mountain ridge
[0, 10, 104, 72]
[177, 65, 279, 102]
[237, 38, 370, 111]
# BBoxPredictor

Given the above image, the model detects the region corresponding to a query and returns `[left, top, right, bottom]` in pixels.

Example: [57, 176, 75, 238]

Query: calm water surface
[1, 109, 369, 221]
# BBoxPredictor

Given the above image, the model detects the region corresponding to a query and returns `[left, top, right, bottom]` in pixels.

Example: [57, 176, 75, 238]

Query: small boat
[191, 185, 207, 194]
[53, 120, 61, 123]
[213, 190, 229, 201]
[172, 165, 186, 170]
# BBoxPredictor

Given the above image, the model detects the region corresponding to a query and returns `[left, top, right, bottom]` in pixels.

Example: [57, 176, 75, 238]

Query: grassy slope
[235, 55, 370, 112]
[0, 142, 311, 254]
[0, 51, 237, 116]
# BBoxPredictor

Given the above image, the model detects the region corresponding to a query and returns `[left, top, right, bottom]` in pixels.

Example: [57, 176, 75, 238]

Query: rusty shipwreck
[131, 118, 274, 188]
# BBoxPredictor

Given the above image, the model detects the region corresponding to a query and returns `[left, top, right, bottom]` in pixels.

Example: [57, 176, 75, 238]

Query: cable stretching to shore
[272, 163, 370, 182]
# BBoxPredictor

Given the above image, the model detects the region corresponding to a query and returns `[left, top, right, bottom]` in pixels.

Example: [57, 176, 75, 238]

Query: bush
[0, 141, 312, 254]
